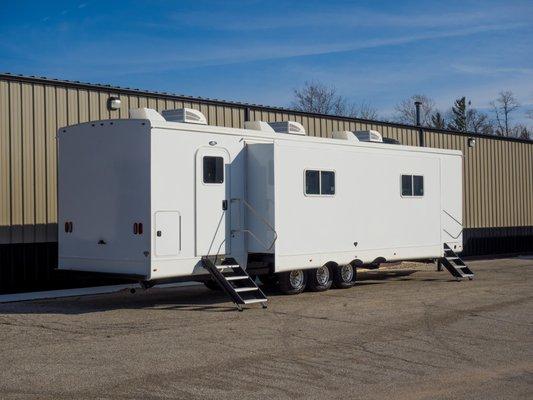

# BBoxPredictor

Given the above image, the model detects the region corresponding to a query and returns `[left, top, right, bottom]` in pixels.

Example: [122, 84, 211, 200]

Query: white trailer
[58, 108, 473, 309]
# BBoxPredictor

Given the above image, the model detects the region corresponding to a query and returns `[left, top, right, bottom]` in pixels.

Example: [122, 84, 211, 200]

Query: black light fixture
[468, 137, 476, 148]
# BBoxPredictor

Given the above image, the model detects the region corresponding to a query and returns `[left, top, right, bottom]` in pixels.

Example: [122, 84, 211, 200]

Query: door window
[203, 156, 224, 184]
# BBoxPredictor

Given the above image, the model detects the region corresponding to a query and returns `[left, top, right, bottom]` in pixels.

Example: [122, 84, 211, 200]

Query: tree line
[291, 81, 532, 140]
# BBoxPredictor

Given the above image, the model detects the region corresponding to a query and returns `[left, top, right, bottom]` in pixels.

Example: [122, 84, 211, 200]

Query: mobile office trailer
[58, 108, 469, 306]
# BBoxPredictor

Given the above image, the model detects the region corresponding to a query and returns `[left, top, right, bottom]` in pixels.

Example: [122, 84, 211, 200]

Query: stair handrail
[442, 209, 463, 239]
[231, 198, 278, 250]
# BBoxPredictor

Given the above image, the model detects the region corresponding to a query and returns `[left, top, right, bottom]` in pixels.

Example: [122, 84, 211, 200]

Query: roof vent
[129, 108, 166, 122]
[268, 121, 306, 135]
[332, 131, 360, 142]
[244, 120, 275, 133]
[353, 130, 383, 143]
[162, 108, 207, 125]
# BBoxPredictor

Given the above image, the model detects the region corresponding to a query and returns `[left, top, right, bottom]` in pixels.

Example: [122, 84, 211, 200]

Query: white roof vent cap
[332, 131, 360, 142]
[162, 108, 207, 125]
[244, 120, 275, 133]
[353, 130, 383, 143]
[268, 121, 306, 135]
[129, 108, 166, 122]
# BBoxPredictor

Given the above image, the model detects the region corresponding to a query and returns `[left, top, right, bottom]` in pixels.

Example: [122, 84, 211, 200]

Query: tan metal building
[1, 73, 532, 292]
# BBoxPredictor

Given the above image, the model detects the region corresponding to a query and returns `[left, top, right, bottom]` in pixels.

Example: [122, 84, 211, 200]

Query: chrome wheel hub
[316, 266, 330, 285]
[340, 265, 354, 282]
[289, 270, 304, 288]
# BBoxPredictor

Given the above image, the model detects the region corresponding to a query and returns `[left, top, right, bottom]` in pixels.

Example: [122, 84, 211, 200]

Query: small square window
[321, 171, 335, 195]
[305, 170, 320, 195]
[413, 175, 424, 196]
[203, 156, 224, 184]
[401, 175, 413, 196]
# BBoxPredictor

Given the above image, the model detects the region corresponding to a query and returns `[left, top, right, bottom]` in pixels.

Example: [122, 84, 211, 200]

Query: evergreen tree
[449, 97, 467, 132]
[430, 111, 446, 129]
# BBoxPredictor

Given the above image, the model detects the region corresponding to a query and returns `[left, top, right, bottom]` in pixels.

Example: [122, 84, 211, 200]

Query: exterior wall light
[107, 96, 121, 111]
[468, 137, 476, 148]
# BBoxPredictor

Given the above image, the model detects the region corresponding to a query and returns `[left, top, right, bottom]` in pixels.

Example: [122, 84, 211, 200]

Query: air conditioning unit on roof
[268, 121, 306, 135]
[353, 130, 383, 143]
[244, 120, 275, 133]
[332, 131, 360, 142]
[162, 108, 207, 125]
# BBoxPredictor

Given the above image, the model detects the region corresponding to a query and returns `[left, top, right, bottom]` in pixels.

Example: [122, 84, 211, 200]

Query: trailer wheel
[203, 279, 221, 291]
[278, 270, 307, 295]
[307, 265, 333, 291]
[333, 264, 357, 289]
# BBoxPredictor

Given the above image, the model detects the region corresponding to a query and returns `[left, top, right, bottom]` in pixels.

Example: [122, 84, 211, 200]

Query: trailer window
[401, 175, 413, 196]
[413, 175, 424, 196]
[305, 170, 335, 195]
[305, 170, 320, 194]
[203, 156, 224, 184]
[401, 174, 424, 197]
[321, 171, 335, 195]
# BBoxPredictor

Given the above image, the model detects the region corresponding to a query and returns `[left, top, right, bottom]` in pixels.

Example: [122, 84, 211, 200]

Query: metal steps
[439, 243, 474, 280]
[201, 256, 268, 311]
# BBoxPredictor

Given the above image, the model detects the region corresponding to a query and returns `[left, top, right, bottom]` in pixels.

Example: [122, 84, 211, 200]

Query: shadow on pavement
[0, 268, 421, 316]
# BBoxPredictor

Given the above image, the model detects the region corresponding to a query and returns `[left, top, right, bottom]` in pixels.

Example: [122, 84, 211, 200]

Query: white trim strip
[0, 281, 201, 304]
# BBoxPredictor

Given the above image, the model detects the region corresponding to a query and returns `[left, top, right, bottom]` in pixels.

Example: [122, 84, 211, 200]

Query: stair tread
[225, 275, 249, 281]
[243, 298, 268, 304]
[234, 287, 258, 293]
[216, 264, 239, 269]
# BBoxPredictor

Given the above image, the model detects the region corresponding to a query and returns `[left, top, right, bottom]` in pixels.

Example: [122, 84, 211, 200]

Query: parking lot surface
[1, 257, 532, 400]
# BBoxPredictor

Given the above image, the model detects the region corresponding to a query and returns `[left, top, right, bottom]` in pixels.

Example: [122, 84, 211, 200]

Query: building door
[195, 147, 230, 256]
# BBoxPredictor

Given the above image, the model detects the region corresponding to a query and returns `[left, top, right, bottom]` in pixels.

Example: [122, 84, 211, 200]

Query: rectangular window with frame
[305, 170, 320, 195]
[305, 169, 335, 196]
[401, 174, 424, 197]
[203, 156, 224, 184]
[413, 175, 424, 196]
[321, 171, 335, 195]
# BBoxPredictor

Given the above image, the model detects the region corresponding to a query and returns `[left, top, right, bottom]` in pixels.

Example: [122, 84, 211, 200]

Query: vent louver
[268, 121, 306, 135]
[353, 130, 383, 143]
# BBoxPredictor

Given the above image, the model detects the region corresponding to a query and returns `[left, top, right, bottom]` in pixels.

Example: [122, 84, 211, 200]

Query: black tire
[203, 279, 221, 291]
[333, 264, 357, 289]
[278, 270, 307, 295]
[307, 265, 333, 292]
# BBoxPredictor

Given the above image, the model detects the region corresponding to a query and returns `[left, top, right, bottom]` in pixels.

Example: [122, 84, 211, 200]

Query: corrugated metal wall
[0, 74, 532, 292]
[1, 75, 532, 245]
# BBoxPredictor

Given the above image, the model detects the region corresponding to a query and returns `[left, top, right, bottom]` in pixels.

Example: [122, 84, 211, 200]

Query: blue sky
[1, 0, 532, 125]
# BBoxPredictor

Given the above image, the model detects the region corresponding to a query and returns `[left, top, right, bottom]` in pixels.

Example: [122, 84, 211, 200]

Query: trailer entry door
[195, 147, 230, 256]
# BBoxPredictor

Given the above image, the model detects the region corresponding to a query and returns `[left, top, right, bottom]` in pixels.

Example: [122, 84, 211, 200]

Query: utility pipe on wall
[415, 101, 425, 147]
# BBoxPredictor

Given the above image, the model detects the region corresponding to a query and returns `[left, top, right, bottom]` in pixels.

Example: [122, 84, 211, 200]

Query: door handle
[222, 200, 228, 210]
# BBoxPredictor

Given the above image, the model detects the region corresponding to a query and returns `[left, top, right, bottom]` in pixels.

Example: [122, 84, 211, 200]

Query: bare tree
[467, 108, 492, 134]
[393, 95, 435, 126]
[291, 81, 378, 119]
[490, 91, 520, 136]
[348, 101, 378, 120]
[512, 124, 531, 140]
